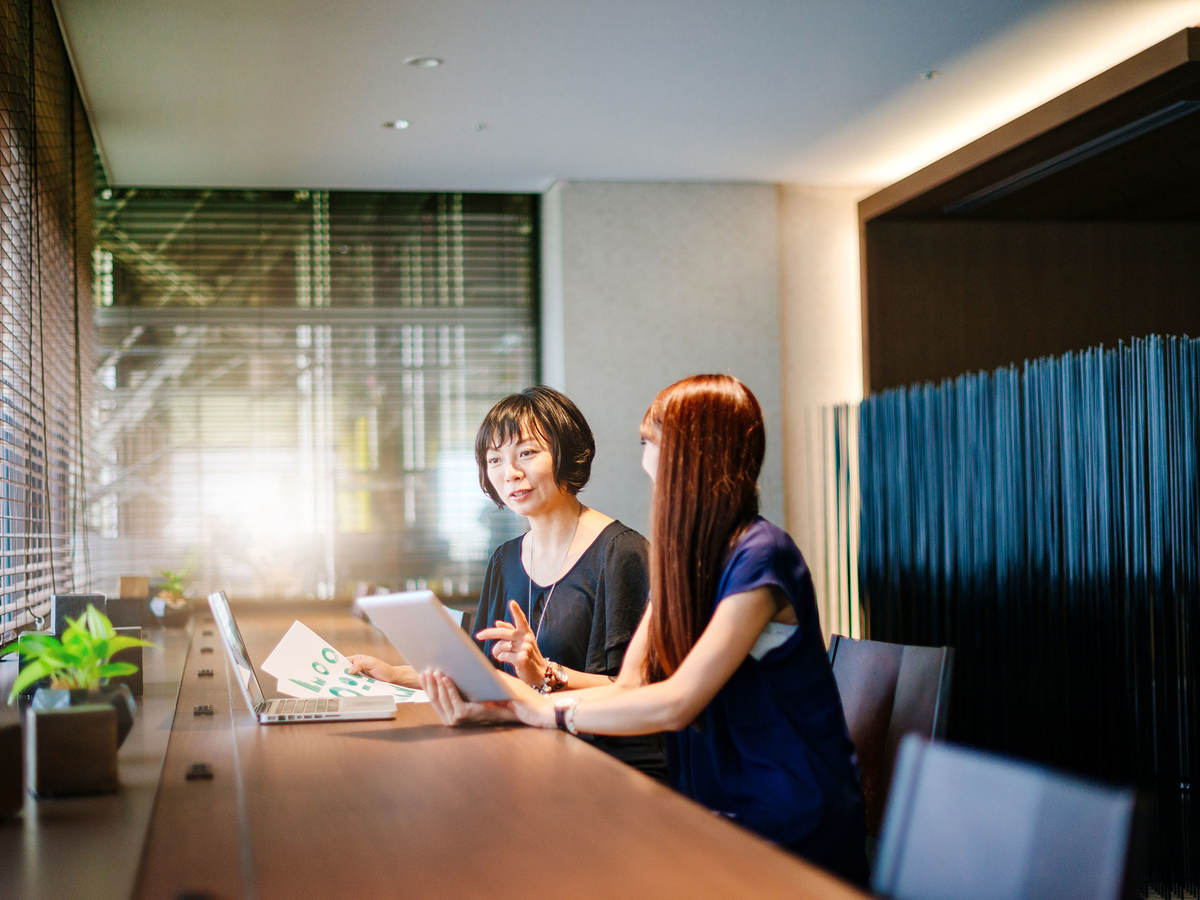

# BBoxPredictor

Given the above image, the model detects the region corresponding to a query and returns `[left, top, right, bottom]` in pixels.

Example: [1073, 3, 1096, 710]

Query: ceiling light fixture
[383, 119, 410, 130]
[404, 57, 443, 68]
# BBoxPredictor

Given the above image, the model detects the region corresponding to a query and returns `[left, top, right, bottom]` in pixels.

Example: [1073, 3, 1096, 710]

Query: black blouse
[473, 520, 666, 781]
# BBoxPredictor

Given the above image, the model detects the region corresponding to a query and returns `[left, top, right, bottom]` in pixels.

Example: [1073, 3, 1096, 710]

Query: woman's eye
[487, 457, 500, 465]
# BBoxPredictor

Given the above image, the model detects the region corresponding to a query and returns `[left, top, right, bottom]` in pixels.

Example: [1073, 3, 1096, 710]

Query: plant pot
[0, 721, 21, 817]
[31, 684, 136, 747]
[150, 595, 191, 628]
[25, 703, 119, 797]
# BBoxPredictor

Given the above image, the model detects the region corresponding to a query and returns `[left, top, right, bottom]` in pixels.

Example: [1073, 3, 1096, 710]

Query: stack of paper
[262, 620, 426, 704]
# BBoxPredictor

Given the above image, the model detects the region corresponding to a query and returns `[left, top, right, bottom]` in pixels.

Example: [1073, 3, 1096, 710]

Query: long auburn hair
[641, 374, 765, 682]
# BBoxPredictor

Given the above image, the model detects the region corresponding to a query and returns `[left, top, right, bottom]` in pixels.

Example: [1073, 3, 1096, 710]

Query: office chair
[873, 735, 1141, 900]
[827, 634, 954, 838]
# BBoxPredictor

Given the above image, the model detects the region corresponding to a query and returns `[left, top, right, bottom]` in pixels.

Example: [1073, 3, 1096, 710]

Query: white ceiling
[55, 0, 1200, 193]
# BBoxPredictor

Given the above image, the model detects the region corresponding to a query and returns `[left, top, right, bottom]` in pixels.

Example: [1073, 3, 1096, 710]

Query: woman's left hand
[419, 670, 517, 726]
[497, 669, 557, 729]
[420, 669, 554, 729]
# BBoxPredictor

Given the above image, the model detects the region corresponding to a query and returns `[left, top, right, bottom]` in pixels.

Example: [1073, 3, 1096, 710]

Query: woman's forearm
[552, 679, 690, 734]
[555, 667, 614, 690]
[544, 588, 782, 736]
[387, 663, 420, 689]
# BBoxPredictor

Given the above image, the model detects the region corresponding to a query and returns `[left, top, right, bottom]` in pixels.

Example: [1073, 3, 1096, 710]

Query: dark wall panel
[866, 221, 1200, 390]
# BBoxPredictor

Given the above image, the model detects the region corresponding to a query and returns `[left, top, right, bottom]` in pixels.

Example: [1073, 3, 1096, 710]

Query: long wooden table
[10, 605, 871, 898]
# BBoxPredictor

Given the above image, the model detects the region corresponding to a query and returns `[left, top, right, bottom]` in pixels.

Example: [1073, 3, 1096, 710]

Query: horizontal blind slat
[92, 188, 536, 601]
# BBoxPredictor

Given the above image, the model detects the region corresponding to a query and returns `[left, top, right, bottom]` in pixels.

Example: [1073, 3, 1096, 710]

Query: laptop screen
[208, 591, 268, 711]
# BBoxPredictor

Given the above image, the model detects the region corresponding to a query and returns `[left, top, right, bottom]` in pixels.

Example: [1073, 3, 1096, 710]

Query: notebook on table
[207, 591, 395, 724]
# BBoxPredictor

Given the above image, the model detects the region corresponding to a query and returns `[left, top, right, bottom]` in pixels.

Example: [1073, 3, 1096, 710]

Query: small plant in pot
[151, 568, 191, 626]
[1, 605, 155, 797]
[1, 604, 155, 744]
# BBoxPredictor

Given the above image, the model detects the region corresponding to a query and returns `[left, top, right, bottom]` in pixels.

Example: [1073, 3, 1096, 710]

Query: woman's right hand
[346, 654, 414, 687]
[475, 599, 548, 687]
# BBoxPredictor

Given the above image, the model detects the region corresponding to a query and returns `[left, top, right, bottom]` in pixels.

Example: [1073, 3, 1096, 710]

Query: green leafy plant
[158, 569, 188, 603]
[0, 604, 155, 704]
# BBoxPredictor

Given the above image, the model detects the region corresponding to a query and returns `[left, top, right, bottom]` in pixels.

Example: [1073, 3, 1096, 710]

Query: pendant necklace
[527, 501, 583, 640]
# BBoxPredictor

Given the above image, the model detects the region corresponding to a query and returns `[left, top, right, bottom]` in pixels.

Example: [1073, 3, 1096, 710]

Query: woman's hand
[419, 670, 519, 726]
[475, 599, 549, 687]
[346, 654, 417, 688]
[497, 670, 557, 729]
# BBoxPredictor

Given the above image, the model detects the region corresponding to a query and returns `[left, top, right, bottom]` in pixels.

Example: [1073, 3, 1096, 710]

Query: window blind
[92, 188, 537, 602]
[0, 0, 94, 643]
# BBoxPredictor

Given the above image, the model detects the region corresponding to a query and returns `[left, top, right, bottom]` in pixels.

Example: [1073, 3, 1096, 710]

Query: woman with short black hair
[352, 385, 665, 780]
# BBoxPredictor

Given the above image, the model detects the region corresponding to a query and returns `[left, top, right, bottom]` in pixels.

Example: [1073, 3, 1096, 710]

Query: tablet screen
[357, 590, 509, 703]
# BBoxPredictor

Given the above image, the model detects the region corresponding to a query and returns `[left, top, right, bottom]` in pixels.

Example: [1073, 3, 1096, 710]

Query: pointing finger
[509, 599, 530, 630]
[476, 624, 515, 642]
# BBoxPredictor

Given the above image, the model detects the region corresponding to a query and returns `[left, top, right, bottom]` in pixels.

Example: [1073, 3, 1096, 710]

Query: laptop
[207, 591, 395, 724]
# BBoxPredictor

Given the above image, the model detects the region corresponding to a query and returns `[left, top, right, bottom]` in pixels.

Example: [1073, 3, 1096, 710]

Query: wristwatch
[553, 696, 580, 735]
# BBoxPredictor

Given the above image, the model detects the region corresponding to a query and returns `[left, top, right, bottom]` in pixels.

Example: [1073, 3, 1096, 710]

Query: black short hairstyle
[474, 386, 595, 508]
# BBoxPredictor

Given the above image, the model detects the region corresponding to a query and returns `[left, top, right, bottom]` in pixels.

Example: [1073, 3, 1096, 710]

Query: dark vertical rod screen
[858, 334, 1198, 896]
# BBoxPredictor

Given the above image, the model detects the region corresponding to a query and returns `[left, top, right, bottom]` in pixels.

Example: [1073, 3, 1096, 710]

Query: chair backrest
[827, 634, 954, 837]
[873, 735, 1140, 900]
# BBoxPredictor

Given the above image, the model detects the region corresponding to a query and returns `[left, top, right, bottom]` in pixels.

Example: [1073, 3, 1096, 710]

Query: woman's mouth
[508, 489, 531, 502]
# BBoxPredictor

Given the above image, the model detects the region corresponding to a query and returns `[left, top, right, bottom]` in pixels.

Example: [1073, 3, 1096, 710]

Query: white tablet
[357, 590, 509, 703]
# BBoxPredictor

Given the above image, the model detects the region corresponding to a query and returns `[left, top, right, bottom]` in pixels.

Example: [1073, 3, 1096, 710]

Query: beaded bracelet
[538, 660, 569, 695]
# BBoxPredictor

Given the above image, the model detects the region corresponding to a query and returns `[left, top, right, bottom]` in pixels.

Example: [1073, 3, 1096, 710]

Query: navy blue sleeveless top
[665, 518, 867, 884]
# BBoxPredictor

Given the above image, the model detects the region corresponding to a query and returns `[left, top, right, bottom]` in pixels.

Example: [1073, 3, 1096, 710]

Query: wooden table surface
[132, 605, 869, 899]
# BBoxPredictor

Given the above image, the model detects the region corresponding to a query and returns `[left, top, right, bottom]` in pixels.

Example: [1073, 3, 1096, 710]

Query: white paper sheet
[261, 620, 426, 704]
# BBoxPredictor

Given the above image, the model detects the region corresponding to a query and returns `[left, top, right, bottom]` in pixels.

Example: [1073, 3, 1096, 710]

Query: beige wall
[542, 180, 784, 537]
[777, 184, 864, 411]
[541, 180, 866, 629]
[777, 184, 866, 628]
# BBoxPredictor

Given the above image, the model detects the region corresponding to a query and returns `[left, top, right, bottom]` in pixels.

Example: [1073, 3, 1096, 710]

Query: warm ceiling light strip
[943, 98, 1200, 214]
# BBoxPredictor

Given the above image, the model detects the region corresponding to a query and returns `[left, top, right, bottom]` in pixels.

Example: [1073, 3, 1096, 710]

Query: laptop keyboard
[270, 697, 338, 716]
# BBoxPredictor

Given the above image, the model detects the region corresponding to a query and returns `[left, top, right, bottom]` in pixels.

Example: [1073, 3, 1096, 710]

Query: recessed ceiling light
[383, 119, 411, 130]
[404, 56, 443, 68]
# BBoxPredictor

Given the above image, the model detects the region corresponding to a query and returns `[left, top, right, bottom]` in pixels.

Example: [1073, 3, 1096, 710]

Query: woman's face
[485, 433, 565, 517]
[640, 438, 659, 483]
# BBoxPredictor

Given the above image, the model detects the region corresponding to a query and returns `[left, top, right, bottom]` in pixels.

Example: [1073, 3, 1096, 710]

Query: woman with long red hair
[422, 375, 867, 884]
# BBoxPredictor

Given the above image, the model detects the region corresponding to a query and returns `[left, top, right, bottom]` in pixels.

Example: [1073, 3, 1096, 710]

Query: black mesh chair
[827, 634, 954, 838]
[873, 735, 1142, 900]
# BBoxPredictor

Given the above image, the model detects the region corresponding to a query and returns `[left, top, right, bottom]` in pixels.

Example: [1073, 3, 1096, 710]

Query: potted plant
[2, 604, 154, 744]
[151, 568, 191, 626]
[1, 604, 154, 797]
